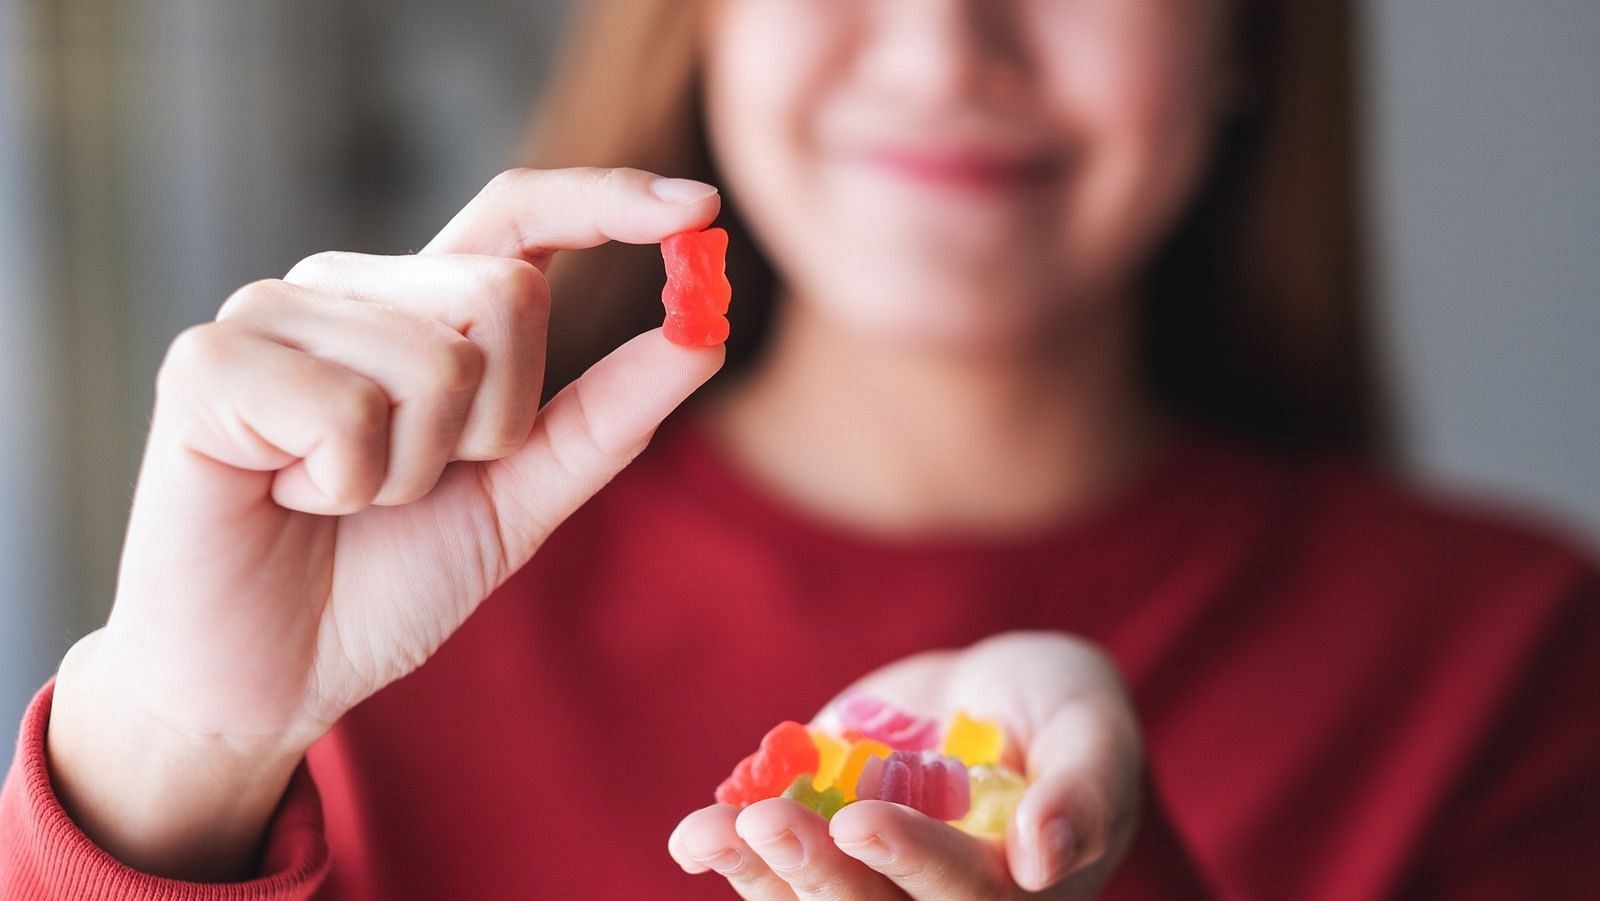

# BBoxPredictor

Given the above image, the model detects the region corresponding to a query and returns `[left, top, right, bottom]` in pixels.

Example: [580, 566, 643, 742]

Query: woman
[4, 0, 1597, 898]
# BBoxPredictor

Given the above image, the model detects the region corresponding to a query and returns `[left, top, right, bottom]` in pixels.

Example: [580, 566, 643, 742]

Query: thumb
[477, 327, 724, 571]
[1006, 700, 1144, 894]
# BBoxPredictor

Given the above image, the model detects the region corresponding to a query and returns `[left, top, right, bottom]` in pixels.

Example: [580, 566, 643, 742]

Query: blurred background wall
[1, 1, 1596, 734]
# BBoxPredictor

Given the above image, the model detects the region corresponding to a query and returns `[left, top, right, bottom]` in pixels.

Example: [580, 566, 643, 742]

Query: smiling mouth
[857, 145, 1066, 192]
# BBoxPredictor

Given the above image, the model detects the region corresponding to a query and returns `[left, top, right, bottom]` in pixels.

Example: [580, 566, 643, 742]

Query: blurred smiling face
[702, 0, 1235, 351]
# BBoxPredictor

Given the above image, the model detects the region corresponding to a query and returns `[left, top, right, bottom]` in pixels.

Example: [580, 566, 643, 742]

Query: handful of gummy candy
[715, 694, 1027, 835]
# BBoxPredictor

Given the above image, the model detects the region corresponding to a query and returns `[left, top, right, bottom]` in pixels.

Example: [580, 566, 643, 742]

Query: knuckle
[594, 166, 644, 208]
[328, 481, 384, 514]
[332, 380, 391, 438]
[325, 476, 380, 512]
[901, 864, 968, 894]
[284, 250, 353, 286]
[541, 387, 606, 469]
[484, 167, 533, 195]
[475, 259, 549, 323]
[159, 323, 230, 386]
[597, 165, 648, 190]
[459, 414, 528, 459]
[792, 869, 852, 896]
[217, 278, 287, 321]
[479, 257, 542, 300]
[459, 432, 522, 462]
[375, 474, 439, 508]
[432, 334, 486, 395]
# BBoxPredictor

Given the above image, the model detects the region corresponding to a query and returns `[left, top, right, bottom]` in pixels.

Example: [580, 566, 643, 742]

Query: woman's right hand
[45, 167, 725, 880]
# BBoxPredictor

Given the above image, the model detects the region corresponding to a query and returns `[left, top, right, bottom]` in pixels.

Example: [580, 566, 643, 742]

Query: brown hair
[526, 0, 1392, 459]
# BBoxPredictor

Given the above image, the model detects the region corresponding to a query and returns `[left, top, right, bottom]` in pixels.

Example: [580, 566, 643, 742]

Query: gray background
[2, 0, 1597, 736]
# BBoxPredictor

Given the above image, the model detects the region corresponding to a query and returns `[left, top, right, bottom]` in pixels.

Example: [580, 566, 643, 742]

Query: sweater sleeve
[1, 680, 329, 900]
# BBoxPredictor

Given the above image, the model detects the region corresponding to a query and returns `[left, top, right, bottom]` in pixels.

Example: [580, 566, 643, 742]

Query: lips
[856, 144, 1064, 191]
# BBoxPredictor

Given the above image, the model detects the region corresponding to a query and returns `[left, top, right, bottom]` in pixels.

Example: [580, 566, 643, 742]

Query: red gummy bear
[714, 721, 819, 808]
[660, 227, 732, 346]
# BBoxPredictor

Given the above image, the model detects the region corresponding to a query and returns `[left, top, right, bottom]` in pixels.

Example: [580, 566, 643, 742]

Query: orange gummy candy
[835, 739, 893, 803]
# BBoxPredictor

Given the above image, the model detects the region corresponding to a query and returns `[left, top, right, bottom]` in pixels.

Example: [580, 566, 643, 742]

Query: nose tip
[865, 0, 1033, 104]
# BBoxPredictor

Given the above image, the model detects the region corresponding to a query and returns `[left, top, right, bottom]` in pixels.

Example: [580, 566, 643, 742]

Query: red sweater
[5, 417, 1598, 899]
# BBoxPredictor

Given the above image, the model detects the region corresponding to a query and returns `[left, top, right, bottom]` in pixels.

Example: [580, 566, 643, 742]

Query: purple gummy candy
[836, 694, 941, 751]
[855, 750, 971, 822]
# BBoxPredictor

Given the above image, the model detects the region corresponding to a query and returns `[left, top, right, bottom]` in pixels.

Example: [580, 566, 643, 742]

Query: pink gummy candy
[836, 694, 941, 751]
[855, 750, 971, 822]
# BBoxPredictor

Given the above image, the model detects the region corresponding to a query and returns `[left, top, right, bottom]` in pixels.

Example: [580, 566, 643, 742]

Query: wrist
[46, 631, 308, 881]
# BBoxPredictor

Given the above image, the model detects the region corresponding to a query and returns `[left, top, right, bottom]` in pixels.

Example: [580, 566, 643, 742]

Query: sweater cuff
[1, 679, 329, 900]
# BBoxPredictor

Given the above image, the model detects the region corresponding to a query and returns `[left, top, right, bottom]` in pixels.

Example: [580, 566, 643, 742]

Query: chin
[811, 273, 1069, 356]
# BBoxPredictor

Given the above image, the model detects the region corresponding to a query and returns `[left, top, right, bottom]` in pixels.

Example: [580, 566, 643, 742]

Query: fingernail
[837, 834, 895, 866]
[650, 177, 719, 204]
[693, 848, 744, 874]
[1036, 816, 1075, 886]
[751, 829, 806, 871]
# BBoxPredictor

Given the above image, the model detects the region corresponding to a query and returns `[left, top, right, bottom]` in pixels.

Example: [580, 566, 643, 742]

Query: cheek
[1041, 6, 1228, 286]
[702, 2, 838, 211]
[702, 2, 842, 277]
[706, 5, 947, 340]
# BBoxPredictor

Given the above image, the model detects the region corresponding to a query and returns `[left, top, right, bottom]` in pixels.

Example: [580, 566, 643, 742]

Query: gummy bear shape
[782, 774, 847, 819]
[808, 727, 849, 792]
[854, 750, 971, 822]
[956, 764, 1026, 835]
[941, 711, 1005, 767]
[660, 227, 732, 346]
[835, 694, 941, 751]
[715, 721, 819, 808]
[835, 738, 893, 803]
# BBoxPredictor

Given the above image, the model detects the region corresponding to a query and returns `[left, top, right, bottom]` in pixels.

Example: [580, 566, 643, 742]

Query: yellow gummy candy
[808, 728, 848, 792]
[957, 764, 1027, 835]
[941, 711, 1005, 767]
[835, 739, 893, 802]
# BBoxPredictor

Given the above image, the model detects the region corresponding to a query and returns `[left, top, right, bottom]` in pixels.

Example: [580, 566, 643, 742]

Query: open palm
[671, 631, 1144, 900]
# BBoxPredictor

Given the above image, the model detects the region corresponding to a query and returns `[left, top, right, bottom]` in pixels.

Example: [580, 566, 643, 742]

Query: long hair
[526, 0, 1391, 459]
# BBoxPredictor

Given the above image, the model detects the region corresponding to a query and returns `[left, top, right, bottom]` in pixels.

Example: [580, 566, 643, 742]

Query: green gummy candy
[782, 774, 846, 819]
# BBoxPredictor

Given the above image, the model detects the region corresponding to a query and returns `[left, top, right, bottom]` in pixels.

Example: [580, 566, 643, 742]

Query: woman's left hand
[669, 631, 1143, 900]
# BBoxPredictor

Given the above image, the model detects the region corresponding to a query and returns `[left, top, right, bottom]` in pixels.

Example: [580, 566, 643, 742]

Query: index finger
[422, 167, 721, 268]
[830, 801, 1015, 900]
